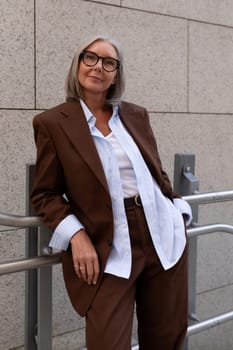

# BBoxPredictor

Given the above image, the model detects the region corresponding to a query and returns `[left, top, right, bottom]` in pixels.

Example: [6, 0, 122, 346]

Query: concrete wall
[1, 0, 233, 349]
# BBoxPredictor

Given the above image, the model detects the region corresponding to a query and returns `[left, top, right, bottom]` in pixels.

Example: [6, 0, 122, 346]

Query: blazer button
[107, 239, 112, 247]
[106, 203, 111, 210]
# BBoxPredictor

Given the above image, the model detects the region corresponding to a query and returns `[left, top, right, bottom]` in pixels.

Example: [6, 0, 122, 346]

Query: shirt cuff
[173, 198, 193, 226]
[49, 214, 84, 251]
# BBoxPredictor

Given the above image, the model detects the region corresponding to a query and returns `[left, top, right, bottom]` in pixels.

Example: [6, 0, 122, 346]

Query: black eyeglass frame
[80, 51, 120, 72]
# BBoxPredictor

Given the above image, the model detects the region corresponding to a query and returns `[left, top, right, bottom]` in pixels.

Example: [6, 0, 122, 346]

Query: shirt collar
[80, 99, 119, 124]
[80, 99, 93, 123]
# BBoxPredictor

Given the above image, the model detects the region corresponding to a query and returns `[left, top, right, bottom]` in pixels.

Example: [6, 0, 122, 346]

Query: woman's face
[77, 40, 118, 100]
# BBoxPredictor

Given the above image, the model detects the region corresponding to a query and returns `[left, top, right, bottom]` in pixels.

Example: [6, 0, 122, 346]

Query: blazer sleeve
[143, 109, 193, 222]
[143, 109, 180, 200]
[30, 116, 74, 230]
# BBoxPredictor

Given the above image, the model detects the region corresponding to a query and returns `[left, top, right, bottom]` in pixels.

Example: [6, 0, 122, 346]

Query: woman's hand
[70, 229, 100, 285]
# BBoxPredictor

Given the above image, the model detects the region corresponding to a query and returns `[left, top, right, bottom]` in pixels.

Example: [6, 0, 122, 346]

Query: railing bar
[187, 224, 233, 238]
[0, 254, 61, 276]
[1, 224, 233, 276]
[0, 190, 233, 228]
[183, 190, 233, 205]
[0, 213, 40, 227]
[131, 310, 233, 350]
[187, 310, 233, 336]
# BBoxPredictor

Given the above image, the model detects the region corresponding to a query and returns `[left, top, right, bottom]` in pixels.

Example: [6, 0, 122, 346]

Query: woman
[31, 35, 192, 350]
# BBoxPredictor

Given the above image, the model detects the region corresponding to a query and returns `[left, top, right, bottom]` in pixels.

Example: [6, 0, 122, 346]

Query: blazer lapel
[119, 103, 154, 160]
[119, 102, 147, 149]
[58, 102, 109, 193]
[118, 102, 162, 183]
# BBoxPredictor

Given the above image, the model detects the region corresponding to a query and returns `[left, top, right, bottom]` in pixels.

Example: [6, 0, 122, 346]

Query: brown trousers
[86, 204, 188, 350]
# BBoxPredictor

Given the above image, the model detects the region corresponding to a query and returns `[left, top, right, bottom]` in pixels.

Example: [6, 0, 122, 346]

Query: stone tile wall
[1, 0, 233, 349]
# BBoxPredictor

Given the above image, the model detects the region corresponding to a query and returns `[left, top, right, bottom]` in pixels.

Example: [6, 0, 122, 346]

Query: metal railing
[1, 194, 233, 349]
[1, 205, 233, 276]
[1, 155, 233, 349]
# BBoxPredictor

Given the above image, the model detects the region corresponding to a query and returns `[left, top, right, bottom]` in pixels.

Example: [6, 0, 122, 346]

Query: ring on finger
[74, 263, 85, 270]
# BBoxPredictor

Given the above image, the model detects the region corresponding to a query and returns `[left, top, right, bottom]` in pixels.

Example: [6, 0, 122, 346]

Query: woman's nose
[94, 58, 103, 71]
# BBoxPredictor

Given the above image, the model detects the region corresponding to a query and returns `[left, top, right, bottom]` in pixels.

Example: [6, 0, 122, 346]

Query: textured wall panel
[189, 22, 233, 113]
[0, 109, 35, 348]
[149, 113, 233, 191]
[0, 110, 35, 215]
[36, 0, 187, 112]
[0, 271, 25, 349]
[190, 285, 233, 349]
[123, 0, 233, 27]
[0, 0, 34, 108]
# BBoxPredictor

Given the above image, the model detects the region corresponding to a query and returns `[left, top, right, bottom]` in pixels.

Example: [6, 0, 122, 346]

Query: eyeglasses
[80, 51, 120, 72]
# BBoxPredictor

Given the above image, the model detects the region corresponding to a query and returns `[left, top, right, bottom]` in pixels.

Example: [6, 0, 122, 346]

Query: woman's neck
[82, 93, 110, 117]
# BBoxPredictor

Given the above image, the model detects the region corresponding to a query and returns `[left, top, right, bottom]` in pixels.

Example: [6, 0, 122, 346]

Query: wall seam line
[34, 0, 37, 110]
[187, 20, 190, 114]
[84, 1, 233, 30]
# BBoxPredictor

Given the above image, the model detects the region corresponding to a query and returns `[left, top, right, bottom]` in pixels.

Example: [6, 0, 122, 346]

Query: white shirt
[49, 100, 192, 277]
[106, 132, 138, 197]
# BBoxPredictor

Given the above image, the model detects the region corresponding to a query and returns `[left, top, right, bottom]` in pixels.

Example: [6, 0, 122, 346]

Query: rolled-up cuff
[173, 198, 193, 226]
[49, 214, 84, 251]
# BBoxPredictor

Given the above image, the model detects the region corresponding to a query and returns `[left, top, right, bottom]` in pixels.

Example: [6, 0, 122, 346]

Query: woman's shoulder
[33, 101, 81, 124]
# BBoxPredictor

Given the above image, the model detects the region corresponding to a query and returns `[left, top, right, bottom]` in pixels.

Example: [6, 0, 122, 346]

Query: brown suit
[31, 100, 178, 317]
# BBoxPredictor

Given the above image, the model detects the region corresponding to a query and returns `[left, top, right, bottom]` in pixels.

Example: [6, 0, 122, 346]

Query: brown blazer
[31, 100, 178, 316]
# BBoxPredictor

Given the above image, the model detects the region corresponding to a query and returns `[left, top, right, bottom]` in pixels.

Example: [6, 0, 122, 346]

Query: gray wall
[1, 1, 233, 349]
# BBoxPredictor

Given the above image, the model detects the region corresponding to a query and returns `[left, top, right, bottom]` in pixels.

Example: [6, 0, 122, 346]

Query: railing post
[37, 224, 53, 350]
[25, 164, 38, 350]
[174, 154, 199, 350]
[25, 164, 53, 350]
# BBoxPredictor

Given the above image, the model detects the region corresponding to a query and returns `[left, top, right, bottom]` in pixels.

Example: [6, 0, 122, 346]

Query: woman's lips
[88, 75, 103, 82]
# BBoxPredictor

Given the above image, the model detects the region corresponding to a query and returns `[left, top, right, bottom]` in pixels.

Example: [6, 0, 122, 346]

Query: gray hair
[65, 35, 125, 106]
